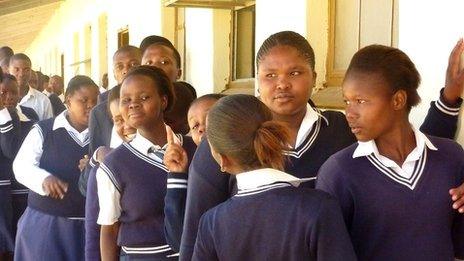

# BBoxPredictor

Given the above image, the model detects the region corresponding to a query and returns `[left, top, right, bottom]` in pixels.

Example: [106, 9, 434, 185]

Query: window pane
[235, 6, 255, 79]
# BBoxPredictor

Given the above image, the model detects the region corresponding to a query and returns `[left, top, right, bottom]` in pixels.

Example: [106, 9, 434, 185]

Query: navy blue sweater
[193, 183, 356, 261]
[179, 96, 461, 260]
[316, 136, 464, 260]
[100, 136, 196, 258]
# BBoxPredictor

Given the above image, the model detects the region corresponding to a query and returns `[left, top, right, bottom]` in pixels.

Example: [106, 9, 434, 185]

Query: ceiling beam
[0, 0, 63, 16]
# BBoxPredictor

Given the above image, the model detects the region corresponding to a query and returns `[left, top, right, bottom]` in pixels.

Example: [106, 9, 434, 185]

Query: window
[326, 0, 398, 87]
[232, 5, 255, 80]
[118, 28, 129, 48]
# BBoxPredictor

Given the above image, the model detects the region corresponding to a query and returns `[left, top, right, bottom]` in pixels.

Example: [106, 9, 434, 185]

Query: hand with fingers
[163, 125, 188, 173]
[443, 38, 464, 104]
[42, 175, 69, 199]
[450, 185, 464, 213]
[78, 155, 89, 172]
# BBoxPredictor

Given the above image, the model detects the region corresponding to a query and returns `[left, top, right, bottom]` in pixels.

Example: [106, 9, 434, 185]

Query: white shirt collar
[294, 104, 328, 148]
[236, 168, 313, 190]
[19, 86, 36, 104]
[109, 126, 124, 149]
[42, 90, 51, 97]
[352, 127, 438, 167]
[52, 110, 89, 143]
[129, 129, 180, 155]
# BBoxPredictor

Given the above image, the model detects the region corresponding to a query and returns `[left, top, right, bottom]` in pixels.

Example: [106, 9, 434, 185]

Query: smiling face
[66, 85, 99, 130]
[119, 74, 167, 132]
[142, 44, 180, 82]
[343, 72, 399, 142]
[257, 45, 315, 119]
[109, 99, 136, 142]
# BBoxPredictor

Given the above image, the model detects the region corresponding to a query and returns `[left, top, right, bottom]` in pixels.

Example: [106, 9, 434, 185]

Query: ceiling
[0, 0, 63, 53]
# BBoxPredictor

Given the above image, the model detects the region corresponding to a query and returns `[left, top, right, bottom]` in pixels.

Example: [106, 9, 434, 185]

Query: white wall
[255, 0, 328, 90]
[398, 0, 464, 143]
[25, 0, 172, 88]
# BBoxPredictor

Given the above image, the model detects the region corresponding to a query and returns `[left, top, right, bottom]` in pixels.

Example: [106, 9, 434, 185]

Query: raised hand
[443, 38, 464, 104]
[163, 125, 188, 173]
[42, 175, 69, 199]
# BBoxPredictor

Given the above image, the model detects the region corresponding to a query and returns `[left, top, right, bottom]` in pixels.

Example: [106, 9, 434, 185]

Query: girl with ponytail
[189, 94, 355, 261]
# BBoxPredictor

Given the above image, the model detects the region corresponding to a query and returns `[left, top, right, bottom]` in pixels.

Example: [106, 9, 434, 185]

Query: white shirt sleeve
[42, 97, 53, 120]
[12, 126, 51, 195]
[96, 166, 122, 225]
[0, 108, 12, 125]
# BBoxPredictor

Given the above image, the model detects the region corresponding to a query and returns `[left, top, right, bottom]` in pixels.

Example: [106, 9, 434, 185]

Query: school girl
[12, 75, 99, 261]
[96, 66, 196, 260]
[316, 44, 464, 260]
[178, 31, 463, 260]
[188, 94, 355, 260]
[0, 74, 38, 259]
[85, 85, 136, 261]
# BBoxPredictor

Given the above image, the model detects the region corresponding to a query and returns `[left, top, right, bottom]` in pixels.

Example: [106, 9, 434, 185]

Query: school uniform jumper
[0, 107, 37, 253]
[179, 93, 461, 260]
[97, 133, 196, 260]
[316, 132, 464, 261]
[192, 168, 356, 261]
[13, 111, 89, 261]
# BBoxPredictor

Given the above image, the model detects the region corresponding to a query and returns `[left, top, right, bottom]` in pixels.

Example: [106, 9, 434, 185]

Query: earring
[220, 166, 226, 173]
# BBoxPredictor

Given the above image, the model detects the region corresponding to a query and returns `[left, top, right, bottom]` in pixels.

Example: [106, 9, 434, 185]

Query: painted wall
[398, 0, 464, 142]
[25, 0, 174, 88]
[255, 0, 328, 90]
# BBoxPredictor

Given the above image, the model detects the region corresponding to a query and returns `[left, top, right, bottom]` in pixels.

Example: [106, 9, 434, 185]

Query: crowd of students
[0, 31, 464, 261]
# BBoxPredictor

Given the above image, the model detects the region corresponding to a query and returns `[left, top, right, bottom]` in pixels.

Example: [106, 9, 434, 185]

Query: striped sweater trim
[366, 145, 427, 190]
[235, 182, 292, 197]
[435, 99, 460, 116]
[123, 143, 169, 172]
[99, 162, 122, 193]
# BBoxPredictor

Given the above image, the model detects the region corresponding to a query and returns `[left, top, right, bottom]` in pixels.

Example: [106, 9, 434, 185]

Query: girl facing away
[192, 94, 356, 261]
[316, 45, 464, 261]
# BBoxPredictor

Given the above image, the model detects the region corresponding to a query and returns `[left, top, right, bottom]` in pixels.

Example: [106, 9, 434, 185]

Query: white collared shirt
[236, 168, 313, 191]
[58, 94, 65, 103]
[19, 86, 53, 120]
[42, 89, 52, 97]
[13, 111, 89, 195]
[96, 132, 177, 225]
[0, 107, 31, 127]
[294, 104, 320, 148]
[352, 128, 437, 179]
[109, 126, 124, 149]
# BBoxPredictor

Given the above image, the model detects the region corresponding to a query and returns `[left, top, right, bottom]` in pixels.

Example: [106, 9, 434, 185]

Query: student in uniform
[49, 75, 65, 102]
[316, 44, 464, 260]
[0, 75, 38, 260]
[79, 46, 142, 195]
[187, 94, 225, 146]
[190, 94, 355, 260]
[178, 31, 463, 260]
[12, 75, 99, 261]
[85, 85, 136, 261]
[9, 54, 53, 121]
[97, 66, 196, 260]
[0, 72, 14, 261]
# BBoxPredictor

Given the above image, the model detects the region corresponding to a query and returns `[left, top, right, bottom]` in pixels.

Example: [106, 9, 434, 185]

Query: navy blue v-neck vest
[27, 118, 88, 218]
